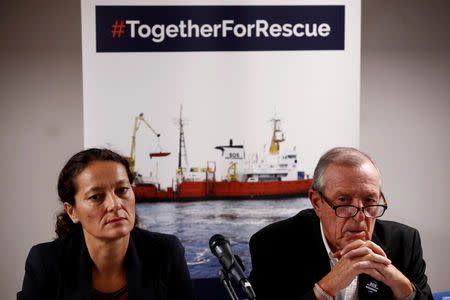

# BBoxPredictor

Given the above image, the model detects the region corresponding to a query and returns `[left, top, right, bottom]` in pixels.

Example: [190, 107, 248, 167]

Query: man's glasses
[317, 191, 388, 218]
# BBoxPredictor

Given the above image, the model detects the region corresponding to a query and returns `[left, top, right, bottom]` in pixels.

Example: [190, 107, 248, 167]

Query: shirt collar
[319, 221, 338, 264]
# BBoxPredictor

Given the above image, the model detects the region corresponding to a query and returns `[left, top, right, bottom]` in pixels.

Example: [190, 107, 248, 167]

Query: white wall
[360, 0, 450, 293]
[0, 0, 448, 298]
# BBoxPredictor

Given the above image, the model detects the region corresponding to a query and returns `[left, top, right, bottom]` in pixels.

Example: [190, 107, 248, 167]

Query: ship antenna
[177, 105, 189, 172]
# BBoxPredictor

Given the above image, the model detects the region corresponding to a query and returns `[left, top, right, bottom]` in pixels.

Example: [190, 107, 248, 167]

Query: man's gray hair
[311, 147, 381, 193]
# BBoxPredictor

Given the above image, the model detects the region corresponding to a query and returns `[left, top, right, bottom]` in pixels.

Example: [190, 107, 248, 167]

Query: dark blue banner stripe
[96, 5, 345, 52]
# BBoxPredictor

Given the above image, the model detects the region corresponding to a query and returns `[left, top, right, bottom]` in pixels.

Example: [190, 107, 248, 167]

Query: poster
[82, 0, 360, 278]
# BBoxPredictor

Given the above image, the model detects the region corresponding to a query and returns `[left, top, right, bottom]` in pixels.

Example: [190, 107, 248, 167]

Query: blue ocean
[136, 197, 312, 279]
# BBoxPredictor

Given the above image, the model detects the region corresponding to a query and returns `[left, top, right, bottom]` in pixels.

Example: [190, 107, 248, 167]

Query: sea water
[136, 197, 312, 278]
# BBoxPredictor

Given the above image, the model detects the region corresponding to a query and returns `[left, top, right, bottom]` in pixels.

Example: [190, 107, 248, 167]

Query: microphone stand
[219, 269, 239, 300]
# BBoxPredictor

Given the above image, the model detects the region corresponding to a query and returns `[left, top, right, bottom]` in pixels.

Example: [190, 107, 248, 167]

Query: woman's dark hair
[55, 148, 136, 238]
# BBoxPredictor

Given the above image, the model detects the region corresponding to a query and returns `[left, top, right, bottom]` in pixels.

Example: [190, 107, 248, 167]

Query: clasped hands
[317, 240, 414, 299]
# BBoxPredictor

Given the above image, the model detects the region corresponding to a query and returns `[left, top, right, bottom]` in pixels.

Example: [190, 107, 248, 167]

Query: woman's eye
[89, 194, 101, 201]
[117, 187, 129, 194]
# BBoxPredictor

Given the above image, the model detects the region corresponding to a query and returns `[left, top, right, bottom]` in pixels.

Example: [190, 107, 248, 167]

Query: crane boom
[140, 116, 160, 138]
[127, 113, 162, 172]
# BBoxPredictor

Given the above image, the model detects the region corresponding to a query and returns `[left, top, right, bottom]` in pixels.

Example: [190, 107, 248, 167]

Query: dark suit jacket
[249, 209, 432, 300]
[18, 227, 195, 300]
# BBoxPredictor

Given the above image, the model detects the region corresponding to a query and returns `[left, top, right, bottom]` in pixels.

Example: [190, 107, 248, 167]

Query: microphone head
[209, 234, 229, 256]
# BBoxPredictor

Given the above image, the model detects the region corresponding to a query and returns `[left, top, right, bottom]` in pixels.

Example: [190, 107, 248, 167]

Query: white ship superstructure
[215, 118, 303, 182]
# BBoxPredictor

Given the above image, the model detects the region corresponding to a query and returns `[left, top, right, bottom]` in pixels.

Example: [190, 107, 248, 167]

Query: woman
[18, 148, 195, 300]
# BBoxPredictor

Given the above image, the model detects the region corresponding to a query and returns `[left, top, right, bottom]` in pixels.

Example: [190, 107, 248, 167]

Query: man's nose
[353, 207, 366, 221]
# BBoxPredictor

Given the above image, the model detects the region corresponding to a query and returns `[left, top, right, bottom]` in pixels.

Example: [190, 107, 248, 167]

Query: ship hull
[134, 179, 312, 202]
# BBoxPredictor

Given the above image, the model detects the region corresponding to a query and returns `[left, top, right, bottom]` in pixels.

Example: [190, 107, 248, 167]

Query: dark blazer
[249, 209, 433, 300]
[18, 227, 195, 300]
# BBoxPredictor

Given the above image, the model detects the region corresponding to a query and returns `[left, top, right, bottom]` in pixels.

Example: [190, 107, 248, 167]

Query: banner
[96, 5, 345, 52]
[82, 0, 360, 279]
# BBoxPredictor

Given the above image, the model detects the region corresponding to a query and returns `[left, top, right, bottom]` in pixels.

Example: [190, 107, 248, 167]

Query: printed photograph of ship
[82, 4, 360, 279]
[131, 108, 312, 202]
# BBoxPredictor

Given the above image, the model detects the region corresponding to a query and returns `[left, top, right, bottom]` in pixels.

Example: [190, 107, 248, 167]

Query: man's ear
[64, 202, 79, 223]
[309, 189, 323, 217]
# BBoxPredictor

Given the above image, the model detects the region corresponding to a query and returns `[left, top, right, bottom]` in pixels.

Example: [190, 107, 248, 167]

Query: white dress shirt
[320, 222, 359, 300]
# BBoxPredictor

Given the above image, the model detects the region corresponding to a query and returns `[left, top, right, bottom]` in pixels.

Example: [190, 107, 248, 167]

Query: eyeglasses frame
[316, 190, 388, 219]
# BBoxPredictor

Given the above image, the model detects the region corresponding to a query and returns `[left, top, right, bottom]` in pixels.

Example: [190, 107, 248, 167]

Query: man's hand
[340, 241, 414, 298]
[315, 240, 414, 299]
[315, 240, 390, 297]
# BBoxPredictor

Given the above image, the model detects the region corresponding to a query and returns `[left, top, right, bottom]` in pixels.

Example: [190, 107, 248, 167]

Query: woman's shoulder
[128, 228, 189, 281]
[27, 231, 84, 264]
[131, 227, 182, 249]
[130, 228, 185, 263]
[21, 232, 84, 294]
[26, 240, 61, 269]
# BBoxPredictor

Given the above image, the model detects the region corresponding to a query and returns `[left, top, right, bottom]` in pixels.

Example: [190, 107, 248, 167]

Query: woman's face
[65, 160, 135, 242]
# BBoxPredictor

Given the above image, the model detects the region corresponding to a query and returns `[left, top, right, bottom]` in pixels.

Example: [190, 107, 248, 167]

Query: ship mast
[177, 105, 189, 174]
[269, 117, 285, 155]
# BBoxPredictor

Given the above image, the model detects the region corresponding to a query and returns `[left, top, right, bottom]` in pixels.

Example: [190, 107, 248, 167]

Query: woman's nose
[106, 192, 121, 211]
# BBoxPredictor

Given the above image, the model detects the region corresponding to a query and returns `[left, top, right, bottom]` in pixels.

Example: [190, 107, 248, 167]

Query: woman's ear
[64, 202, 79, 223]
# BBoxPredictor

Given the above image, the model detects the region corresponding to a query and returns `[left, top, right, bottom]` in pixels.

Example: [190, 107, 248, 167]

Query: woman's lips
[107, 217, 126, 224]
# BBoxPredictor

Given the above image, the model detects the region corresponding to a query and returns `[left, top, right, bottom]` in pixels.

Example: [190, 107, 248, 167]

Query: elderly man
[249, 147, 432, 300]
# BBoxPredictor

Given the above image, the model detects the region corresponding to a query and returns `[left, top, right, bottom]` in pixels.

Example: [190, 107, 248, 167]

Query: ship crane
[269, 118, 285, 155]
[127, 113, 170, 173]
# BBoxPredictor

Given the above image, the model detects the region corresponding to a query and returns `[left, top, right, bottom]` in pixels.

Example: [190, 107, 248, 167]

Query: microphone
[209, 234, 256, 300]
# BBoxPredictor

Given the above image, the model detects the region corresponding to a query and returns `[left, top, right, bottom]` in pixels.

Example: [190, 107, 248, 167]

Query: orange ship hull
[133, 179, 312, 202]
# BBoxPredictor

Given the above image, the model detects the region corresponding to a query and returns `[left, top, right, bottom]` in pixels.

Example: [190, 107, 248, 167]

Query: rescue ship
[133, 111, 312, 202]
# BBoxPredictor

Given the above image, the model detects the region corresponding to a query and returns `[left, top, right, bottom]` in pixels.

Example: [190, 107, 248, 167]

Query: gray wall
[1, 0, 448, 298]
[0, 1, 83, 298]
[360, 0, 450, 293]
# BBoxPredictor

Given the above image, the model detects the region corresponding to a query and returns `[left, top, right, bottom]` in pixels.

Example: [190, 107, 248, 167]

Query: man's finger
[358, 267, 386, 283]
[339, 240, 387, 258]
[343, 247, 391, 265]
[334, 239, 365, 258]
[354, 258, 391, 271]
[364, 241, 387, 257]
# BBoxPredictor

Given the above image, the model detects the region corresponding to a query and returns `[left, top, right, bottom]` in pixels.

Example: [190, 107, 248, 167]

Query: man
[249, 147, 432, 300]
